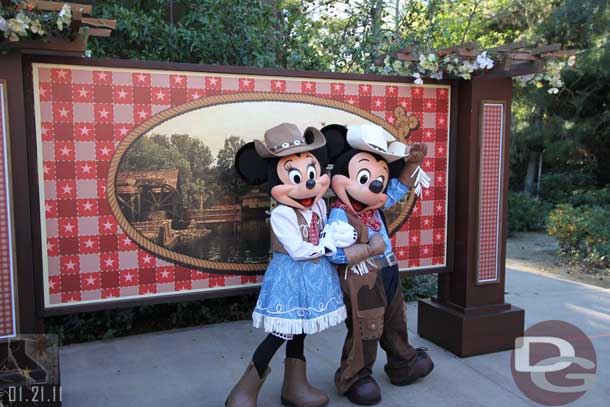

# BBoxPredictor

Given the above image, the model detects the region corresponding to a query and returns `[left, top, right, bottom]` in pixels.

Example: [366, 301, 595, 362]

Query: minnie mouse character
[322, 124, 434, 406]
[226, 123, 357, 407]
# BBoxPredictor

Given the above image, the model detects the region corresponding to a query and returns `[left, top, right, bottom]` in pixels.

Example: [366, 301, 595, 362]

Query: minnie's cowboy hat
[346, 124, 408, 163]
[254, 123, 326, 158]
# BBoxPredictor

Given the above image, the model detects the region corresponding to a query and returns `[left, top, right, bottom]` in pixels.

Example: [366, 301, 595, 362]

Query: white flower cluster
[1, 4, 72, 43]
[380, 50, 495, 84]
[378, 47, 573, 95]
[516, 55, 576, 94]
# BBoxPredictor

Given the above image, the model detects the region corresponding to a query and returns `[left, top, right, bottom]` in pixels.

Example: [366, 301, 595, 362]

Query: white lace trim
[252, 305, 347, 335]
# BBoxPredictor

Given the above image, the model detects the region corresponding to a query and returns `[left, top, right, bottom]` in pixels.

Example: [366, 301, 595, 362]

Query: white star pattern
[65, 260, 76, 270]
[103, 221, 113, 230]
[78, 88, 89, 97]
[99, 146, 111, 156]
[81, 163, 92, 174]
[191, 92, 201, 100]
[98, 109, 109, 119]
[241, 78, 251, 88]
[117, 89, 128, 99]
[122, 237, 131, 245]
[86, 276, 96, 285]
[136, 73, 147, 83]
[155, 90, 166, 100]
[160, 270, 170, 278]
[60, 146, 71, 156]
[62, 184, 73, 194]
[124, 272, 134, 282]
[208, 77, 218, 86]
[333, 84, 342, 91]
[82, 201, 94, 211]
[119, 127, 129, 136]
[273, 80, 283, 89]
[84, 238, 94, 248]
[43, 165, 50, 174]
[45, 202, 53, 213]
[137, 110, 148, 119]
[173, 76, 184, 84]
[142, 255, 152, 264]
[360, 85, 370, 93]
[58, 107, 69, 117]
[97, 72, 108, 81]
[80, 126, 91, 136]
[63, 222, 74, 232]
[104, 257, 115, 267]
[56, 69, 67, 79]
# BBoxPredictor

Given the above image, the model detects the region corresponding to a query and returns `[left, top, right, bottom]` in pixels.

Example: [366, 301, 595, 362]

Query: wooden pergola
[2, 1, 116, 54]
[375, 41, 577, 78]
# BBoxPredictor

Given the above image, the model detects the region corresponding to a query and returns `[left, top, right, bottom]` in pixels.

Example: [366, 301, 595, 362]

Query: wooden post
[417, 76, 524, 357]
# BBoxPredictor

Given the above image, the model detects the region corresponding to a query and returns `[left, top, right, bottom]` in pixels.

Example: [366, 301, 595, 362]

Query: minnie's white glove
[330, 221, 358, 248]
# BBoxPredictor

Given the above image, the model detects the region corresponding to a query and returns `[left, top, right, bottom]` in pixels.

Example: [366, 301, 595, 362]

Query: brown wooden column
[417, 76, 524, 357]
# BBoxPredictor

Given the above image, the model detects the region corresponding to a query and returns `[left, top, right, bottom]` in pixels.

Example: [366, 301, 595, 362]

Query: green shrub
[539, 172, 597, 205]
[507, 192, 552, 235]
[547, 204, 610, 271]
[567, 187, 610, 208]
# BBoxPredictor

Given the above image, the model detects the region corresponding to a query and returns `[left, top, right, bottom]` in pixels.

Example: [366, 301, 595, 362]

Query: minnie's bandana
[331, 200, 382, 232]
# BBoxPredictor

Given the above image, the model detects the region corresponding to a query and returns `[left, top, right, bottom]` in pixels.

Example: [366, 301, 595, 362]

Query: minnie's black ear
[321, 124, 350, 162]
[235, 142, 268, 185]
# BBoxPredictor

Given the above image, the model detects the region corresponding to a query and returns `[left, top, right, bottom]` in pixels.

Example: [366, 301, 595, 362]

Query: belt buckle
[386, 253, 397, 266]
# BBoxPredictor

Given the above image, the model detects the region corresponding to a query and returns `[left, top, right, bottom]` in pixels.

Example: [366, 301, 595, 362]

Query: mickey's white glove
[319, 221, 358, 257]
[331, 221, 358, 248]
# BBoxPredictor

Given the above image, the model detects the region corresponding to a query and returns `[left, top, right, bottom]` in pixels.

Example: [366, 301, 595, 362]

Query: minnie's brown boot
[281, 358, 329, 407]
[225, 362, 270, 407]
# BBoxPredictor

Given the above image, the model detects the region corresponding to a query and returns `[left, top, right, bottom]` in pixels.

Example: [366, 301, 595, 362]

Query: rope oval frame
[107, 92, 417, 274]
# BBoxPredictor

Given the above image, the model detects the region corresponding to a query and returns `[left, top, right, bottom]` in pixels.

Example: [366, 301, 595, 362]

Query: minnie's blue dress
[252, 201, 346, 335]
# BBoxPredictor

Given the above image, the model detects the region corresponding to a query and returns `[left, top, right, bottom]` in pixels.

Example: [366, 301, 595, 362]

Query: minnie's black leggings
[252, 334, 306, 378]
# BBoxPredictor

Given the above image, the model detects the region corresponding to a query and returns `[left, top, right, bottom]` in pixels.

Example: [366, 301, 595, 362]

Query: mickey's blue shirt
[328, 178, 410, 264]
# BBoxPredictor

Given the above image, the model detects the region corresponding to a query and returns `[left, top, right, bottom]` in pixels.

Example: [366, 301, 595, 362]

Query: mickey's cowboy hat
[254, 123, 326, 158]
[347, 124, 408, 163]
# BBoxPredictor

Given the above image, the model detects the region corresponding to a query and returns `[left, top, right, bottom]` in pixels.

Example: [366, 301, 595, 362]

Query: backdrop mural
[33, 63, 450, 309]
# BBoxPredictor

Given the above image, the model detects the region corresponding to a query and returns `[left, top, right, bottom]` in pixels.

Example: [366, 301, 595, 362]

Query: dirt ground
[506, 232, 610, 289]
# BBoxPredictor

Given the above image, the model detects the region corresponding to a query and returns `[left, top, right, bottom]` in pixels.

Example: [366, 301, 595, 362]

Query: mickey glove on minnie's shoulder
[320, 221, 358, 257]
[399, 143, 431, 197]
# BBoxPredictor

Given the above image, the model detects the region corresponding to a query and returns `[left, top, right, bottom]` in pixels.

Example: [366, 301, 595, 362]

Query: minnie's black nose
[369, 180, 383, 193]
[306, 179, 316, 190]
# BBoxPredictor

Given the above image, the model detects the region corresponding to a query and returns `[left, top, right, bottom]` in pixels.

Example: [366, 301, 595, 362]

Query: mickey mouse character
[322, 124, 433, 406]
[226, 123, 357, 407]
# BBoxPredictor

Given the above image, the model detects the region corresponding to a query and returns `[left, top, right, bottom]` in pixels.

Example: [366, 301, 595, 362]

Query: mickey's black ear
[321, 124, 349, 162]
[235, 142, 268, 185]
[388, 159, 405, 179]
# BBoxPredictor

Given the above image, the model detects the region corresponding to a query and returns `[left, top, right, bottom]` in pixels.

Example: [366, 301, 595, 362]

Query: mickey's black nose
[306, 179, 316, 190]
[369, 180, 383, 193]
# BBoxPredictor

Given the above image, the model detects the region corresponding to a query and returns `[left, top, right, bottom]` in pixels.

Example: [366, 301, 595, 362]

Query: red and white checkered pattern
[34, 64, 450, 307]
[478, 103, 504, 282]
[0, 83, 16, 337]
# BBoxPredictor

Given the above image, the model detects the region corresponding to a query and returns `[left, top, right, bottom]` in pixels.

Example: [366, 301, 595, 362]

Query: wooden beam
[529, 43, 561, 55]
[80, 27, 112, 37]
[82, 18, 117, 30]
[27, 1, 92, 15]
[486, 60, 545, 78]
[505, 52, 538, 61]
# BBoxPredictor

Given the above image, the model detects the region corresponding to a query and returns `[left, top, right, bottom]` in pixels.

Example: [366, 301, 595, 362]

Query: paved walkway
[60, 267, 610, 406]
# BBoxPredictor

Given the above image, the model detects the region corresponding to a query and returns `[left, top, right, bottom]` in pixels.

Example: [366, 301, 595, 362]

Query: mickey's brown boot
[225, 362, 270, 407]
[281, 358, 329, 407]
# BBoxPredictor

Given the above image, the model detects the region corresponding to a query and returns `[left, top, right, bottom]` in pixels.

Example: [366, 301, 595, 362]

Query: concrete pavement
[59, 267, 610, 406]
